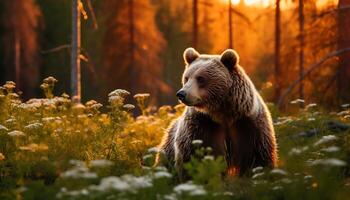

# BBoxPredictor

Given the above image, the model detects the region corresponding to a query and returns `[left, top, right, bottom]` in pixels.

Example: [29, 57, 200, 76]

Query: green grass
[0, 77, 350, 200]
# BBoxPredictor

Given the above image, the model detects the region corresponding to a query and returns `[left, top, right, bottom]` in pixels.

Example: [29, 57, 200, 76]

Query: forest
[0, 0, 350, 199]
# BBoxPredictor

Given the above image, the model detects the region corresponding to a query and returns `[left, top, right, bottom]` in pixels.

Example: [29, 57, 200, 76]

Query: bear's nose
[176, 90, 186, 101]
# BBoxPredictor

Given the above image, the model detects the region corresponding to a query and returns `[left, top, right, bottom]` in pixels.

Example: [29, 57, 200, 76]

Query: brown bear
[156, 48, 278, 177]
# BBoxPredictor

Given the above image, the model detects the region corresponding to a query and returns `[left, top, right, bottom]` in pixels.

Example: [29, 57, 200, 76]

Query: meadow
[0, 77, 350, 200]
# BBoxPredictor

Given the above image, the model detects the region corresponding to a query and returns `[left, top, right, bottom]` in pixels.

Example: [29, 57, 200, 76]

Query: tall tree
[337, 0, 350, 103]
[192, 0, 198, 48]
[71, 0, 81, 102]
[1, 0, 41, 98]
[298, 0, 305, 100]
[228, 0, 233, 49]
[274, 0, 281, 102]
[102, 0, 168, 101]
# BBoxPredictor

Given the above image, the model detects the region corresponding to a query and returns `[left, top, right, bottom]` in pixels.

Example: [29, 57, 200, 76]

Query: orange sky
[222, 0, 338, 9]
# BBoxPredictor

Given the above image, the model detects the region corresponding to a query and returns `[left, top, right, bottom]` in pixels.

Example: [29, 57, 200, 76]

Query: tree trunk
[192, 0, 198, 49]
[14, 31, 20, 89]
[337, 0, 350, 103]
[71, 0, 81, 102]
[298, 0, 305, 100]
[274, 0, 281, 102]
[228, 0, 233, 49]
[129, 0, 136, 93]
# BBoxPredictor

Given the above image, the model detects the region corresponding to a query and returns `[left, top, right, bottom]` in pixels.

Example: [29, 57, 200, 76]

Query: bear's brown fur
[156, 48, 278, 177]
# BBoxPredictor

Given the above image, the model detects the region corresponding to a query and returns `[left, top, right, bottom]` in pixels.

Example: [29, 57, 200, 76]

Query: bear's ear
[183, 47, 200, 65]
[220, 49, 239, 71]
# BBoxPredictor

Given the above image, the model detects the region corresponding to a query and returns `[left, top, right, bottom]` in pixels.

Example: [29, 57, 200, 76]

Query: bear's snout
[176, 90, 187, 102]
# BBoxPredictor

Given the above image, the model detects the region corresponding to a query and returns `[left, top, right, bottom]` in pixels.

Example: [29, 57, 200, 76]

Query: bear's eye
[184, 77, 189, 83]
[196, 76, 206, 86]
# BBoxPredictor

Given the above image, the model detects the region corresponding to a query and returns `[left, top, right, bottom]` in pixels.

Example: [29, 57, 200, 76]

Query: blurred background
[0, 0, 348, 109]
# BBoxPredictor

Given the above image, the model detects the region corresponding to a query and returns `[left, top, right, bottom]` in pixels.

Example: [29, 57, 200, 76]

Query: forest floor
[0, 78, 350, 200]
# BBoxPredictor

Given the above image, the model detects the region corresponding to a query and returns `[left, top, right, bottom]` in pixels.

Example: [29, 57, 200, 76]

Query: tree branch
[277, 47, 350, 106]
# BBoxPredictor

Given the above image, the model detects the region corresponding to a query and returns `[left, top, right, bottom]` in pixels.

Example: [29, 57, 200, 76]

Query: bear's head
[176, 47, 239, 111]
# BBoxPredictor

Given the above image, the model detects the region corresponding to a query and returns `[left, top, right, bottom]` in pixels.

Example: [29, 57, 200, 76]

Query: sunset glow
[225, 0, 338, 8]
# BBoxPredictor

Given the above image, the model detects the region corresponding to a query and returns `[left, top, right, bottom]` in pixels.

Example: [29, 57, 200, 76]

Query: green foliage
[0, 79, 350, 199]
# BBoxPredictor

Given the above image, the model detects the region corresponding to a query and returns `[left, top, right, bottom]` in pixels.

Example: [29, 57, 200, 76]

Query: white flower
[252, 166, 263, 173]
[8, 130, 25, 137]
[203, 155, 214, 161]
[307, 117, 316, 121]
[309, 158, 347, 167]
[108, 89, 130, 98]
[0, 124, 9, 131]
[174, 182, 207, 196]
[90, 159, 113, 168]
[305, 103, 317, 109]
[337, 110, 349, 116]
[314, 135, 338, 146]
[192, 140, 203, 145]
[270, 168, 288, 176]
[252, 172, 265, 179]
[154, 166, 168, 172]
[154, 171, 172, 179]
[24, 122, 43, 130]
[89, 176, 129, 192]
[60, 166, 98, 179]
[121, 174, 153, 189]
[288, 146, 308, 156]
[321, 146, 340, 153]
[341, 104, 350, 108]
[290, 99, 305, 104]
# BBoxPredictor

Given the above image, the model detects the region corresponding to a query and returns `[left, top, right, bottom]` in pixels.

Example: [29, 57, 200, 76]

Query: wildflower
[309, 158, 346, 167]
[174, 182, 207, 196]
[61, 93, 70, 99]
[321, 146, 340, 153]
[60, 166, 98, 179]
[288, 146, 308, 156]
[24, 122, 43, 130]
[121, 174, 153, 189]
[314, 135, 337, 146]
[8, 130, 25, 137]
[89, 176, 129, 192]
[290, 99, 305, 105]
[19, 143, 48, 152]
[0, 153, 5, 161]
[252, 172, 265, 179]
[192, 140, 203, 145]
[134, 93, 150, 100]
[154, 166, 168, 171]
[305, 103, 317, 110]
[252, 166, 263, 173]
[337, 110, 349, 116]
[154, 171, 172, 179]
[203, 155, 214, 161]
[108, 89, 130, 98]
[270, 168, 288, 176]
[108, 95, 123, 105]
[341, 104, 350, 109]
[272, 186, 283, 191]
[72, 103, 86, 112]
[0, 124, 8, 132]
[43, 76, 58, 85]
[89, 159, 113, 168]
[3, 81, 16, 91]
[123, 104, 135, 111]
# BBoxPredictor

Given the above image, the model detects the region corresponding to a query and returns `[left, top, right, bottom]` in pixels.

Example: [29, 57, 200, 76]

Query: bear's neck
[208, 79, 256, 126]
